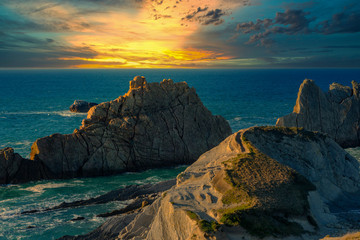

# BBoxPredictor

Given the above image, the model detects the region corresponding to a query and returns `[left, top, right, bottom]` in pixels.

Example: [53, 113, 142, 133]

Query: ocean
[1, 68, 360, 239]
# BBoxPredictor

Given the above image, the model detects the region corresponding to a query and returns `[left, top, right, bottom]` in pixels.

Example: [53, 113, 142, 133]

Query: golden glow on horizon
[64, 0, 240, 68]
[6, 0, 243, 68]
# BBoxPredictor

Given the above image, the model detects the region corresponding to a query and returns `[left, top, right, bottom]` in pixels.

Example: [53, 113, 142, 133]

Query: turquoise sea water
[1, 69, 360, 239]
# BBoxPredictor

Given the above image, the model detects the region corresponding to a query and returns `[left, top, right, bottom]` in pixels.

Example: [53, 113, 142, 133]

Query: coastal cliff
[6, 76, 230, 182]
[65, 126, 360, 240]
[276, 79, 360, 148]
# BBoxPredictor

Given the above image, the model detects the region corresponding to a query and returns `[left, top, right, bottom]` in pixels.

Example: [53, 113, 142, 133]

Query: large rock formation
[29, 76, 231, 179]
[276, 79, 360, 148]
[0, 147, 53, 184]
[64, 127, 360, 240]
[69, 100, 98, 113]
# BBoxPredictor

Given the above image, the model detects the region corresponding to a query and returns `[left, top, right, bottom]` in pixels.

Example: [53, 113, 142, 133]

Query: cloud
[32, 2, 61, 13]
[201, 9, 226, 25]
[236, 19, 273, 33]
[236, 9, 314, 46]
[182, 7, 227, 26]
[184, 7, 208, 20]
[317, 10, 360, 34]
[236, 7, 360, 46]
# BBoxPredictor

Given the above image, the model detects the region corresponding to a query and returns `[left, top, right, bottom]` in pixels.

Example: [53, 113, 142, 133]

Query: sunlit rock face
[277, 79, 360, 148]
[98, 127, 359, 240]
[30, 76, 232, 179]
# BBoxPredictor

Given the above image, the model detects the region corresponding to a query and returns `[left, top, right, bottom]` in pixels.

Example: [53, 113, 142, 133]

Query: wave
[1, 140, 33, 147]
[0, 110, 87, 118]
[22, 182, 74, 194]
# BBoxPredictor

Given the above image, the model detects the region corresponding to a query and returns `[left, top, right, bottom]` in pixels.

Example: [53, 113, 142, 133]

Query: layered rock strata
[29, 76, 231, 179]
[277, 79, 360, 148]
[74, 127, 360, 240]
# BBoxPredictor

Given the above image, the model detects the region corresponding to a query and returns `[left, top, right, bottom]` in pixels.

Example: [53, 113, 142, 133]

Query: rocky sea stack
[277, 79, 360, 148]
[69, 100, 98, 113]
[63, 126, 360, 240]
[2, 76, 231, 183]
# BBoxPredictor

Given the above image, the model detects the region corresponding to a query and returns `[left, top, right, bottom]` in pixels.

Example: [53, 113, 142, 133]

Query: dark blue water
[1, 68, 360, 239]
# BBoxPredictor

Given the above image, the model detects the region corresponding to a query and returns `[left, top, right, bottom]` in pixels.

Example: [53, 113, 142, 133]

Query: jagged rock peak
[130, 75, 147, 89]
[28, 76, 232, 180]
[277, 79, 360, 147]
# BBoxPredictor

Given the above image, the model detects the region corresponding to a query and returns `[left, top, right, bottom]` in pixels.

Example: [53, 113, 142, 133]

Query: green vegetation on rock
[250, 126, 326, 142]
[185, 210, 219, 233]
[215, 133, 316, 238]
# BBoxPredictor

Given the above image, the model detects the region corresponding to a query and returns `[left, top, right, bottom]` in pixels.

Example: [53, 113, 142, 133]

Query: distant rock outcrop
[29, 76, 232, 179]
[0, 147, 53, 184]
[69, 100, 98, 113]
[276, 79, 360, 148]
[77, 127, 360, 240]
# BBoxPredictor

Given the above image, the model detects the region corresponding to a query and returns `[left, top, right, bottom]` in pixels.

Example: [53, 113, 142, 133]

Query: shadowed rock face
[30, 76, 232, 179]
[0, 147, 53, 184]
[87, 127, 358, 240]
[276, 79, 360, 148]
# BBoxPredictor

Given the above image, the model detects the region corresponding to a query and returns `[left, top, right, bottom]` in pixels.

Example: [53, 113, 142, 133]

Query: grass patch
[186, 210, 200, 221]
[221, 210, 304, 238]
[185, 210, 219, 234]
[199, 220, 220, 233]
[216, 135, 316, 238]
[248, 126, 327, 142]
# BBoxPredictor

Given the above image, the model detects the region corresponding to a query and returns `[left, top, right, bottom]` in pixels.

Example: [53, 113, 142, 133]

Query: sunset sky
[0, 0, 359, 68]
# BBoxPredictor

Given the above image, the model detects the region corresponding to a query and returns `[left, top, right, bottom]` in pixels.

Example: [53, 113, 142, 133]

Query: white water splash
[22, 183, 74, 193]
[0, 111, 86, 118]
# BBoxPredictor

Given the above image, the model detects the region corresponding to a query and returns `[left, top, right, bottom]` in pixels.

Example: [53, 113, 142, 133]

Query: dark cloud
[153, 14, 172, 20]
[183, 8, 226, 26]
[184, 7, 208, 20]
[32, 3, 61, 13]
[273, 9, 313, 34]
[237, 9, 315, 46]
[201, 9, 226, 25]
[317, 11, 360, 34]
[236, 6, 360, 47]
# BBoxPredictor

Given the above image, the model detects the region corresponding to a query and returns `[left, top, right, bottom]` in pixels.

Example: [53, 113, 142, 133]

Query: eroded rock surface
[69, 100, 98, 113]
[276, 79, 360, 148]
[79, 127, 360, 240]
[0, 147, 53, 184]
[30, 76, 231, 179]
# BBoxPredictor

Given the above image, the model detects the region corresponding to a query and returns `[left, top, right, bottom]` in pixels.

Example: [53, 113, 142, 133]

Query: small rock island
[69, 100, 98, 113]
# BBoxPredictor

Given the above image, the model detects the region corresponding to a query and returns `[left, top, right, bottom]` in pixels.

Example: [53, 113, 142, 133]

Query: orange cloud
[11, 0, 242, 68]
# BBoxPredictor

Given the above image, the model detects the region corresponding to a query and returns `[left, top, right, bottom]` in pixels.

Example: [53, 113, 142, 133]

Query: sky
[0, 0, 359, 68]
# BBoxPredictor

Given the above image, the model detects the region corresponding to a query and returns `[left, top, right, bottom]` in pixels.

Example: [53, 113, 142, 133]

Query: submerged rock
[0, 147, 53, 184]
[69, 100, 98, 113]
[80, 127, 359, 240]
[29, 76, 231, 179]
[276, 79, 360, 148]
